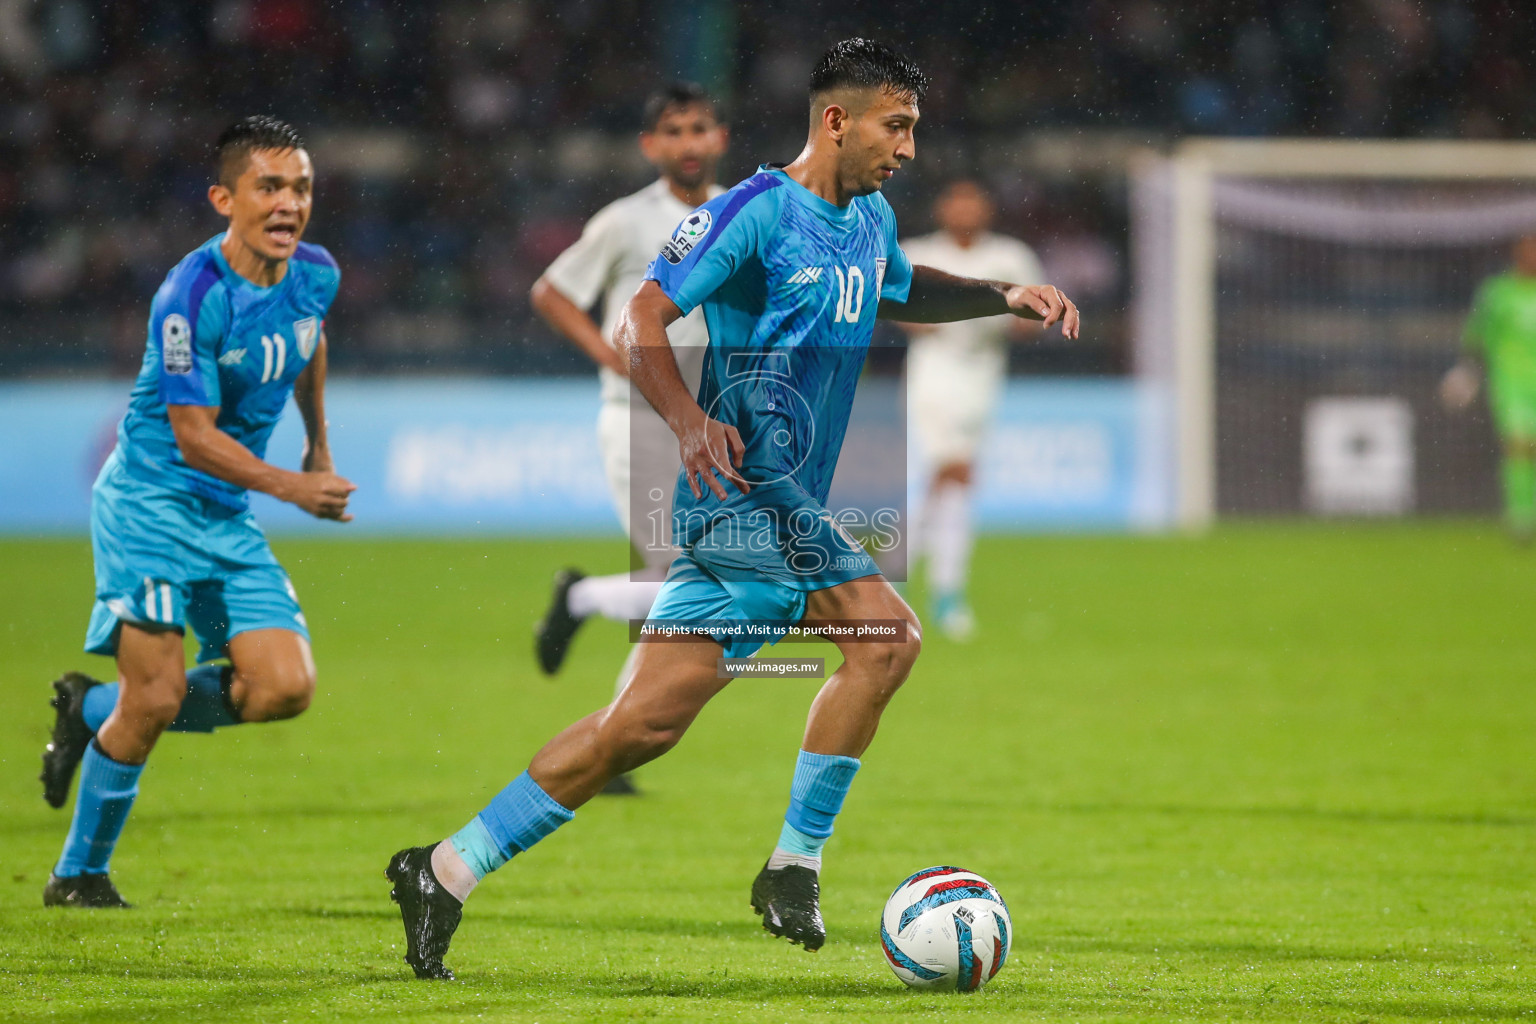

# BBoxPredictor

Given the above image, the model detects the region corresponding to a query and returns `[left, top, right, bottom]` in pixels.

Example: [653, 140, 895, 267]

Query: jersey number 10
[832, 266, 865, 323]
[259, 333, 287, 383]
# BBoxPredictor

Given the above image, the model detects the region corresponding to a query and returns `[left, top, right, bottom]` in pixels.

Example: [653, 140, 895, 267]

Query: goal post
[1133, 139, 1536, 528]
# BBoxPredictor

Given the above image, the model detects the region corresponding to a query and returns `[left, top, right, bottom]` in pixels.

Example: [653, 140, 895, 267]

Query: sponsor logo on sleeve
[162, 314, 193, 374]
[660, 209, 712, 265]
[874, 257, 888, 297]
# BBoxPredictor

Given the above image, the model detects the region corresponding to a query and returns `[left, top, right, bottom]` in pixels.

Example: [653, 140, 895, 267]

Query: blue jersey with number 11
[114, 234, 341, 510]
[644, 164, 912, 544]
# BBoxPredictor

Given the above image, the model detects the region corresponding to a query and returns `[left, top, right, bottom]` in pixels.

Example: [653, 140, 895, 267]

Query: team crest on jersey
[161, 314, 192, 374]
[874, 258, 888, 298]
[660, 209, 712, 264]
[293, 316, 319, 360]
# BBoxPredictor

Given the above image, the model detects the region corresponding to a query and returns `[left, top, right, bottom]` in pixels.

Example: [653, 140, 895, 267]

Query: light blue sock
[776, 750, 861, 857]
[81, 666, 240, 734]
[82, 684, 115, 732]
[55, 742, 143, 876]
[449, 771, 574, 880]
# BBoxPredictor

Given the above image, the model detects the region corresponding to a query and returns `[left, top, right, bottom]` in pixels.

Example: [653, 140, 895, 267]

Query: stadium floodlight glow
[1133, 139, 1536, 528]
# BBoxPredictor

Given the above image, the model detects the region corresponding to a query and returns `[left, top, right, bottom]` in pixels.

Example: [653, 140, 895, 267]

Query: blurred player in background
[38, 117, 351, 907]
[529, 85, 727, 795]
[1441, 233, 1536, 541]
[898, 181, 1043, 639]
[385, 39, 1078, 981]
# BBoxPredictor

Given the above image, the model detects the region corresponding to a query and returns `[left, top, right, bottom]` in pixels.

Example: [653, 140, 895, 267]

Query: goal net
[1133, 140, 1536, 525]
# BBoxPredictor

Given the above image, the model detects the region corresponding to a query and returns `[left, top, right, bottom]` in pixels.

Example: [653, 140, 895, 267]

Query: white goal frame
[1133, 138, 1536, 529]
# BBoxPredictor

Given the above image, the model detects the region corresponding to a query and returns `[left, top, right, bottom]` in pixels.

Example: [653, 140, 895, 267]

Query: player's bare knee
[858, 633, 921, 697]
[935, 462, 972, 487]
[241, 664, 316, 721]
[883, 638, 920, 680]
[872, 626, 915, 681]
[270, 669, 315, 719]
[124, 683, 185, 734]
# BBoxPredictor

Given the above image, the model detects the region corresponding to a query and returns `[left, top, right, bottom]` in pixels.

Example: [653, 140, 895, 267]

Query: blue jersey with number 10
[644, 164, 912, 546]
[114, 234, 341, 510]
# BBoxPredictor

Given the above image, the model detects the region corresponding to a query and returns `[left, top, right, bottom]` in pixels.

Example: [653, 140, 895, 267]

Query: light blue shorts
[646, 555, 809, 660]
[647, 491, 883, 659]
[84, 453, 308, 664]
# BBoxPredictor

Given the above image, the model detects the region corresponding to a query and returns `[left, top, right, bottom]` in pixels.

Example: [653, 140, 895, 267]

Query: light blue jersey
[641, 166, 912, 657]
[647, 164, 912, 530]
[118, 234, 341, 509]
[85, 234, 340, 661]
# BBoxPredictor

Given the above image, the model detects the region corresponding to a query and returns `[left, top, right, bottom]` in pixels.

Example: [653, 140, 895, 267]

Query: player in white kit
[898, 180, 1043, 641]
[529, 85, 727, 792]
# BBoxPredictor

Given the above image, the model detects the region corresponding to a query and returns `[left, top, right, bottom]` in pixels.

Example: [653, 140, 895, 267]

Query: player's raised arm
[614, 281, 747, 501]
[879, 264, 1080, 338]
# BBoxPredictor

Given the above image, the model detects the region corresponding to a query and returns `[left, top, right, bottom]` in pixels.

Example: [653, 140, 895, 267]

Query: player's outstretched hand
[1439, 363, 1480, 412]
[1005, 284, 1080, 340]
[287, 471, 357, 521]
[678, 412, 749, 502]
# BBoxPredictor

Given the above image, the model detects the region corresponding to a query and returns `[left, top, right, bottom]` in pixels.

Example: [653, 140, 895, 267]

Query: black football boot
[386, 846, 463, 980]
[534, 569, 588, 675]
[43, 872, 131, 908]
[40, 672, 104, 809]
[750, 861, 826, 951]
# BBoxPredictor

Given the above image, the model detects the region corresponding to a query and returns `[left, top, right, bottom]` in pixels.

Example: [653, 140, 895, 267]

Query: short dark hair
[642, 83, 718, 132]
[214, 116, 305, 187]
[809, 38, 928, 107]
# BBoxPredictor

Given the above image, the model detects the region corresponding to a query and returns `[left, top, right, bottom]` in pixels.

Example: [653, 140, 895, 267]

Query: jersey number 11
[259, 333, 287, 383]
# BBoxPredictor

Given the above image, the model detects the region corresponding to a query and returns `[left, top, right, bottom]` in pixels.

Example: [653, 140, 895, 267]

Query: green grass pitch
[1, 525, 1533, 1023]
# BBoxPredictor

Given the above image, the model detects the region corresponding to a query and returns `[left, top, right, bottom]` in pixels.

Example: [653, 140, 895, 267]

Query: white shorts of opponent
[597, 397, 683, 574]
[907, 338, 1006, 468]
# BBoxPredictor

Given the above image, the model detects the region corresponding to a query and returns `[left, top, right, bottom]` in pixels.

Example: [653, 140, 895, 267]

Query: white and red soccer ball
[880, 866, 1011, 991]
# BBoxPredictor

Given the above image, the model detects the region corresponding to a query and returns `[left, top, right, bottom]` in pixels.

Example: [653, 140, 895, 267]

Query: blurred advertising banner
[0, 378, 1171, 535]
[960, 379, 1172, 531]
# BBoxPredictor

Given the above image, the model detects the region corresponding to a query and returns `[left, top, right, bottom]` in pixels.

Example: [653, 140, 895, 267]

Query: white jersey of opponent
[900, 230, 1044, 465]
[543, 177, 723, 405]
[542, 177, 724, 562]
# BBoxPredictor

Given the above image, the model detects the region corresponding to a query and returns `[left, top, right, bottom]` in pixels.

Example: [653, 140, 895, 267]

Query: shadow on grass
[290, 906, 780, 941]
[445, 909, 780, 942]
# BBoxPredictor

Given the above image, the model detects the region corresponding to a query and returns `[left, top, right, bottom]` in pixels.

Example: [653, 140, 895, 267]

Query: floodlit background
[3, 0, 1531, 532]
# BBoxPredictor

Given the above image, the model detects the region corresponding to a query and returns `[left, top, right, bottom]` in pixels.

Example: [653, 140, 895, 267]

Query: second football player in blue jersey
[386, 40, 1078, 978]
[39, 117, 354, 908]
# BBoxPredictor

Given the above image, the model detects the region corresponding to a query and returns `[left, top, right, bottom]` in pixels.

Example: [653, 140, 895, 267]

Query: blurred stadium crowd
[1, 0, 1529, 376]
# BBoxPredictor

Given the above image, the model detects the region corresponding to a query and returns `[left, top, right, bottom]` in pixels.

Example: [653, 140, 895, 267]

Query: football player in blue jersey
[386, 39, 1078, 979]
[38, 116, 352, 908]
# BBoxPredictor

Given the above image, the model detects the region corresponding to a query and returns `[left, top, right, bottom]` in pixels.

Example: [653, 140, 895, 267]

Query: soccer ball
[879, 866, 1011, 991]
